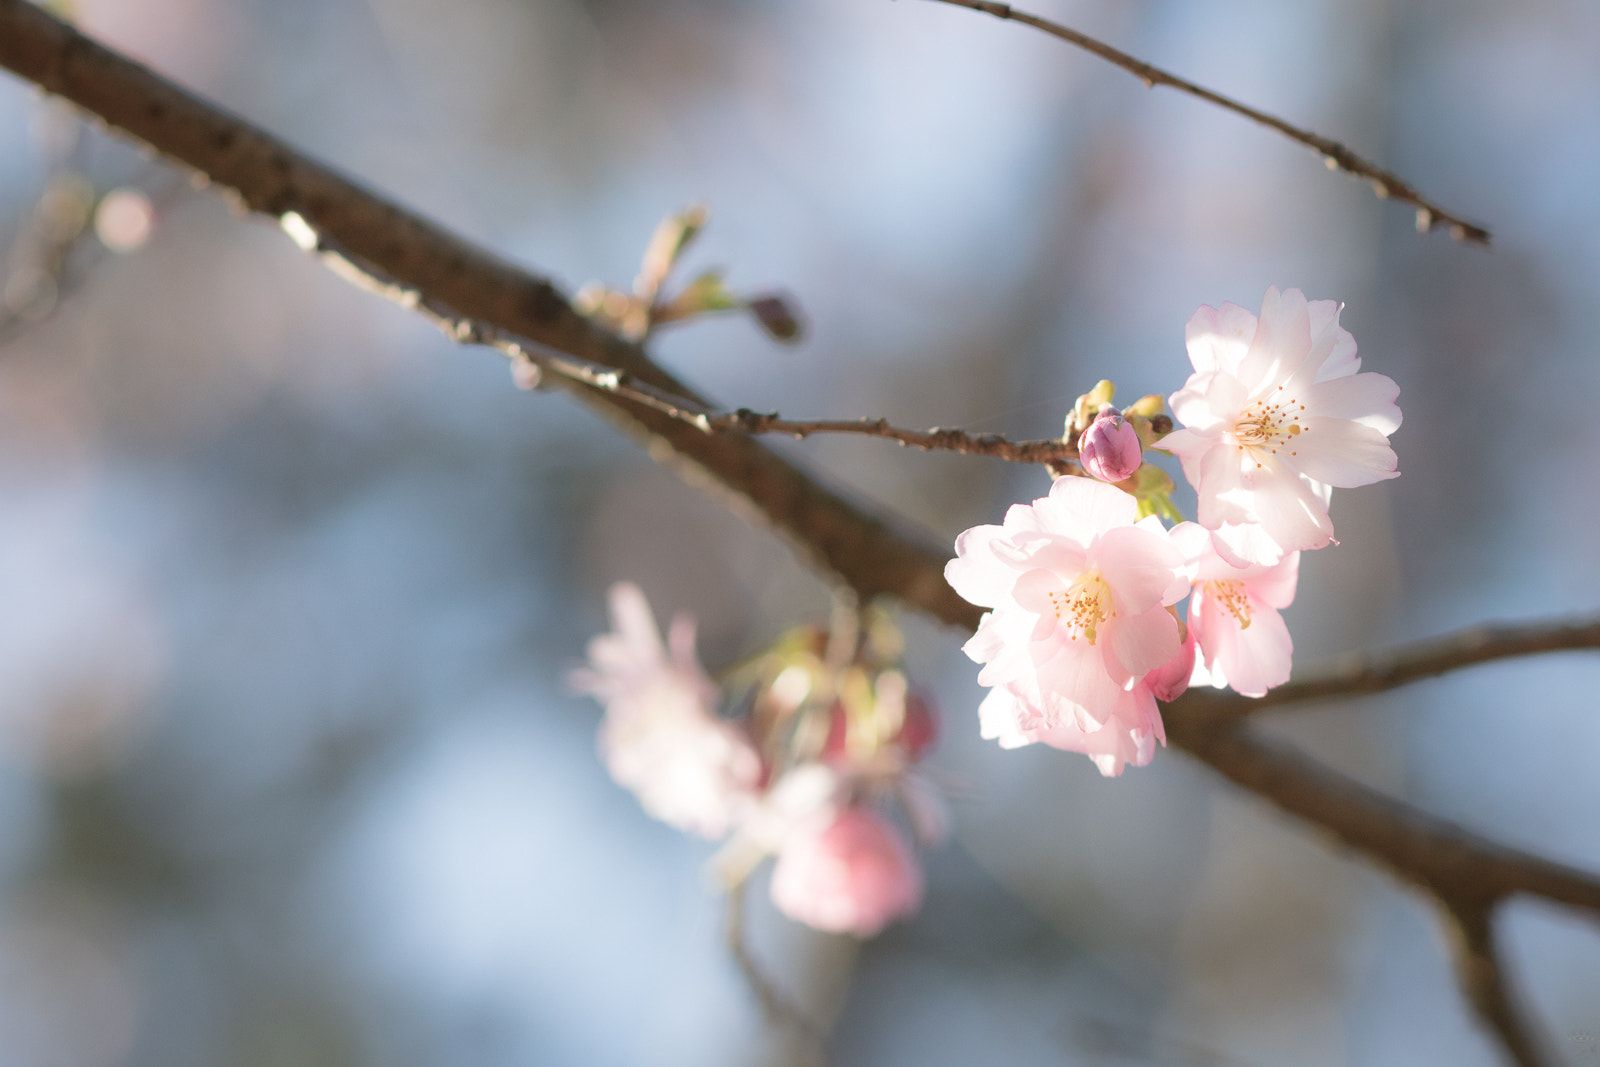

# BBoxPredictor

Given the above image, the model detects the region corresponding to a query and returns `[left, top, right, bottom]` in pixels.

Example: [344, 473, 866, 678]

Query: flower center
[1206, 579, 1252, 629]
[1046, 572, 1115, 644]
[1232, 387, 1307, 459]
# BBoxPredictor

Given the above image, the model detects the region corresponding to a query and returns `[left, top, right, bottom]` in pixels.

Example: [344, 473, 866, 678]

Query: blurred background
[1, 0, 1599, 1063]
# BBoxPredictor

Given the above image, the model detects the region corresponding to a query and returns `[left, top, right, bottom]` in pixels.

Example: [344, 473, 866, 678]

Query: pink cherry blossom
[571, 582, 761, 838]
[1174, 524, 1299, 697]
[769, 805, 923, 937]
[946, 476, 1191, 775]
[1161, 287, 1401, 565]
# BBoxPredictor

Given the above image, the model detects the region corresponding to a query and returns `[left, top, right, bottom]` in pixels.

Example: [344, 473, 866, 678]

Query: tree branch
[1174, 615, 1600, 725]
[1447, 905, 1554, 1067]
[918, 0, 1491, 245]
[0, 6, 1583, 1063]
[724, 883, 828, 1060]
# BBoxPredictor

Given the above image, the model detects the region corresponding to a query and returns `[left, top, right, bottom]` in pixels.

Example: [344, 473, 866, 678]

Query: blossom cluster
[948, 288, 1401, 775]
[571, 584, 940, 938]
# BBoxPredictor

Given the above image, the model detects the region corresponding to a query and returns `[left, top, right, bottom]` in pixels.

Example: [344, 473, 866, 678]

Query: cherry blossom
[769, 805, 923, 937]
[1174, 524, 1300, 697]
[946, 476, 1191, 774]
[571, 582, 761, 838]
[1161, 287, 1401, 565]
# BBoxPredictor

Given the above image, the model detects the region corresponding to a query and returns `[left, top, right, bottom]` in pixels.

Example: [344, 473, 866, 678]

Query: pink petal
[1040, 476, 1139, 540]
[1096, 525, 1185, 614]
[945, 528, 1016, 609]
[1193, 589, 1293, 698]
[1210, 521, 1289, 568]
[1036, 685, 1163, 776]
[1102, 606, 1182, 685]
[1250, 551, 1301, 610]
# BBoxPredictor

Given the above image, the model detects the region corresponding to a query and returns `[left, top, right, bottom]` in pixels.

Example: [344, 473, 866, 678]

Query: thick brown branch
[919, 0, 1491, 245]
[1175, 615, 1600, 724]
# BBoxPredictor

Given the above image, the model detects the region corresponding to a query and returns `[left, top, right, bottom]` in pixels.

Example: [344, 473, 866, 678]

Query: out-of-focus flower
[946, 476, 1190, 775]
[769, 805, 923, 937]
[93, 188, 155, 252]
[1161, 287, 1401, 565]
[570, 583, 761, 838]
[1175, 525, 1299, 697]
[1078, 406, 1144, 483]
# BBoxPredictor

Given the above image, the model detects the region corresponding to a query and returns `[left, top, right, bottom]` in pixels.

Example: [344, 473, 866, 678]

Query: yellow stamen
[1206, 579, 1252, 629]
[1046, 572, 1115, 643]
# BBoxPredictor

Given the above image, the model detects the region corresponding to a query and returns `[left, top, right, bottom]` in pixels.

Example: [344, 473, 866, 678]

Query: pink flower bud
[1079, 406, 1143, 483]
[769, 806, 923, 937]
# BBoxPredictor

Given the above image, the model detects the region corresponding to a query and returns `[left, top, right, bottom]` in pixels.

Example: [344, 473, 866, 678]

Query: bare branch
[706, 409, 1080, 466]
[1175, 615, 1600, 724]
[1445, 905, 1555, 1067]
[918, 0, 1491, 245]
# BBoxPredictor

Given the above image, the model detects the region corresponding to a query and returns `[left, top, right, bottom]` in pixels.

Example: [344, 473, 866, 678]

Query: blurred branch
[918, 0, 1491, 245]
[0, 5, 1582, 1063]
[0, 0, 974, 622]
[1164, 715, 1583, 1067]
[1448, 905, 1553, 1067]
[1177, 614, 1600, 724]
[724, 883, 828, 1062]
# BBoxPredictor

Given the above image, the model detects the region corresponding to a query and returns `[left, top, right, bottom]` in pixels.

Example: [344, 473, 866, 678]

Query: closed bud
[1079, 406, 1143, 483]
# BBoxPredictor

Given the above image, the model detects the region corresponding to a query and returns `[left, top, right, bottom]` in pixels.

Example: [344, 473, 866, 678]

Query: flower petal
[1293, 416, 1401, 487]
[1304, 372, 1402, 435]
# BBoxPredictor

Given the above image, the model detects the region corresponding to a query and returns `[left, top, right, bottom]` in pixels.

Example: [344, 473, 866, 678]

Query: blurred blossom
[571, 582, 761, 838]
[0, 487, 162, 776]
[93, 189, 156, 253]
[769, 805, 923, 938]
[0, 892, 139, 1067]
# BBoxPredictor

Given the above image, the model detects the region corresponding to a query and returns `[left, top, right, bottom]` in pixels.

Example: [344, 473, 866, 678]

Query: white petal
[1292, 417, 1401, 487]
[1184, 301, 1258, 375]
[1304, 372, 1402, 435]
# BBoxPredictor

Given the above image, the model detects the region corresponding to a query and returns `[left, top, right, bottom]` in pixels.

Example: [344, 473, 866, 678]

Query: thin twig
[296, 212, 1085, 468]
[1174, 614, 1600, 724]
[707, 409, 1080, 466]
[919, 0, 1491, 245]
